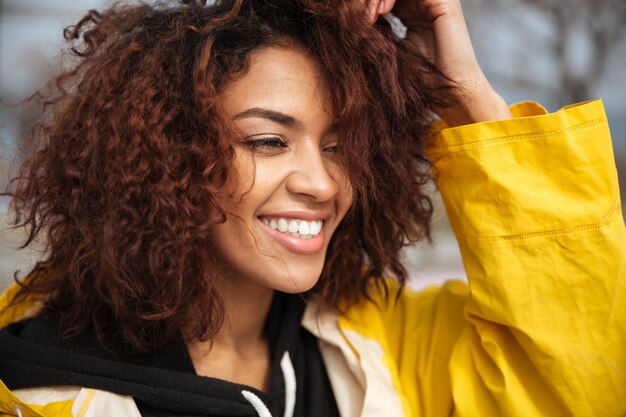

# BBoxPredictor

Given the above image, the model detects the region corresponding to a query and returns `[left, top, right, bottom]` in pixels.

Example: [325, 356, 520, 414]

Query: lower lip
[258, 219, 326, 254]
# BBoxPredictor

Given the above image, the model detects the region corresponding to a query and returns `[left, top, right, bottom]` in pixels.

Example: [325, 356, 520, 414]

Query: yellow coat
[1, 100, 624, 416]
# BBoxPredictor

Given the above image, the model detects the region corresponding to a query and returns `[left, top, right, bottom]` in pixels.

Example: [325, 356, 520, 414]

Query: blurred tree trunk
[469, 0, 626, 107]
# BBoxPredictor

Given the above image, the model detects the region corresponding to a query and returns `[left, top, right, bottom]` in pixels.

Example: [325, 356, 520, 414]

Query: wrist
[436, 79, 512, 127]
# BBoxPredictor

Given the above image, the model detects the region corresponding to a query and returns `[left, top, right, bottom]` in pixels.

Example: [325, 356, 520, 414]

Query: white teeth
[310, 220, 321, 235]
[298, 221, 310, 235]
[260, 216, 324, 238]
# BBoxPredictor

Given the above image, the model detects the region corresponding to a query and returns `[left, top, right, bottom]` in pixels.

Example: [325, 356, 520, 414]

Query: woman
[0, 0, 623, 416]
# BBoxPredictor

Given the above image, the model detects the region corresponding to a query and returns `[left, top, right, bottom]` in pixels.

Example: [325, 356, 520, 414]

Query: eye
[323, 143, 339, 154]
[242, 136, 289, 153]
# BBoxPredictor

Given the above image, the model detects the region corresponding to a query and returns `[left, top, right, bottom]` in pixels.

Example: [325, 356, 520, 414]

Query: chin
[265, 263, 324, 294]
[274, 278, 318, 294]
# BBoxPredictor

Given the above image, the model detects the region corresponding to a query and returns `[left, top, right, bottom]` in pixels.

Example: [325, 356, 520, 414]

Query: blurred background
[1, 0, 625, 292]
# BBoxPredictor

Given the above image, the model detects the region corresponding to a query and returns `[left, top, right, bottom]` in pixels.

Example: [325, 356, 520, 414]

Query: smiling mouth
[258, 216, 323, 240]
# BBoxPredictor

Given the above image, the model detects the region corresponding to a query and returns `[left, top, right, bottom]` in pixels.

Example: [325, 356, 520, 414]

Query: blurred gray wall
[1, 0, 110, 290]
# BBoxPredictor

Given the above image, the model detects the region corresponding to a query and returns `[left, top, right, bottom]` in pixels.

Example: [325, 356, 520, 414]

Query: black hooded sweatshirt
[0, 292, 340, 417]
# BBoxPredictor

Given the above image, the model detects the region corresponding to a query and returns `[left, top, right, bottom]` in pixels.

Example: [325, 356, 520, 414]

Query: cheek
[338, 185, 353, 222]
[216, 158, 284, 243]
[219, 153, 275, 218]
[230, 150, 287, 198]
[330, 164, 354, 218]
[226, 152, 256, 199]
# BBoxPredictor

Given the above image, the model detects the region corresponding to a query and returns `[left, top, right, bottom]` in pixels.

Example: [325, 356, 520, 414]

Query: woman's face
[214, 46, 353, 294]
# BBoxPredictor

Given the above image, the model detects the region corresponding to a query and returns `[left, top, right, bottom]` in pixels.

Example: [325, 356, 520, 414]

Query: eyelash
[244, 136, 288, 150]
[243, 136, 339, 154]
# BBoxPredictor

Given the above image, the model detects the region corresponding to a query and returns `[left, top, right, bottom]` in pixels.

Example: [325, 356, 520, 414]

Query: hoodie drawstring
[241, 351, 296, 417]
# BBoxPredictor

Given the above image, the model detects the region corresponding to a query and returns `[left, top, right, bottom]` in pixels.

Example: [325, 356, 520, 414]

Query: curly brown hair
[5, 0, 446, 354]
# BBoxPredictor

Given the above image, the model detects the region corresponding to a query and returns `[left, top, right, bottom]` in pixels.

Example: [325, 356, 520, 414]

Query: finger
[368, 0, 380, 23]
[377, 0, 396, 15]
[367, 0, 397, 24]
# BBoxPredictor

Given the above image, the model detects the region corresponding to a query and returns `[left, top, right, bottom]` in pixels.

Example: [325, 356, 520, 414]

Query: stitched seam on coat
[431, 117, 606, 155]
[76, 390, 96, 417]
[469, 207, 622, 243]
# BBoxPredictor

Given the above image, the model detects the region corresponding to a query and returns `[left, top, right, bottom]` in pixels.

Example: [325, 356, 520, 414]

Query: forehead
[218, 46, 333, 121]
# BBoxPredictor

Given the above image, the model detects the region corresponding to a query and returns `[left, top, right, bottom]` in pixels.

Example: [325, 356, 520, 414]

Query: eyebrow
[233, 108, 297, 126]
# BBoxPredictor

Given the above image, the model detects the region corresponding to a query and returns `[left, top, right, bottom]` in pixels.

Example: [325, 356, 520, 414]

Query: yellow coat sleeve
[430, 100, 625, 416]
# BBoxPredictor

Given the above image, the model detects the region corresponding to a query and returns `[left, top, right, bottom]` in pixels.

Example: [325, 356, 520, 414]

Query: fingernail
[378, 0, 385, 13]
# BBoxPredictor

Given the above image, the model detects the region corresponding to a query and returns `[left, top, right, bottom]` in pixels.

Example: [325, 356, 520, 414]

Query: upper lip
[257, 211, 332, 222]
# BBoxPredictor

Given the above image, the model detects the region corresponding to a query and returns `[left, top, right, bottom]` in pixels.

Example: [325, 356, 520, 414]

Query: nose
[285, 147, 339, 202]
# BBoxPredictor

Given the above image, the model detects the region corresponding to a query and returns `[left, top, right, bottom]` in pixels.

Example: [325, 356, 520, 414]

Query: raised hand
[366, 0, 512, 126]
